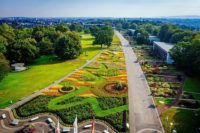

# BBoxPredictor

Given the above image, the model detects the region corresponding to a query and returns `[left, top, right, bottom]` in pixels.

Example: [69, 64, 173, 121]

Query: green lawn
[184, 77, 200, 93]
[160, 108, 200, 133]
[0, 34, 102, 108]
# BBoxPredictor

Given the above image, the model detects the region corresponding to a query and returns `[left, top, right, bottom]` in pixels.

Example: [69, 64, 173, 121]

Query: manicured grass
[112, 34, 121, 44]
[184, 77, 200, 93]
[160, 108, 200, 133]
[0, 34, 102, 108]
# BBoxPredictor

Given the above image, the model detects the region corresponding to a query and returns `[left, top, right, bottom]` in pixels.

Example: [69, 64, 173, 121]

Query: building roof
[154, 41, 174, 52]
[11, 63, 24, 67]
[149, 35, 160, 39]
[128, 29, 136, 32]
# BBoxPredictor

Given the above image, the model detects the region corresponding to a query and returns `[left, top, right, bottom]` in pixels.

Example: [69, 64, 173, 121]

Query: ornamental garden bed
[103, 82, 128, 95]
[14, 39, 129, 132]
[141, 63, 178, 75]
[149, 82, 180, 97]
[146, 74, 180, 83]
[15, 95, 128, 132]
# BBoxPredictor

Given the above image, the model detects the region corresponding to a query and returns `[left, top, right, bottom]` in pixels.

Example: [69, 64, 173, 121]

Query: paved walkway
[115, 30, 164, 133]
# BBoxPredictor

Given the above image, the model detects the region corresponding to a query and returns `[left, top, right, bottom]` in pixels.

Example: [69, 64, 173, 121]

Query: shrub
[115, 82, 126, 91]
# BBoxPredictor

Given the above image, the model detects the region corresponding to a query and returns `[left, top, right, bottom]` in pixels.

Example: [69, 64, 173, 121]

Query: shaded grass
[0, 34, 102, 108]
[184, 77, 200, 93]
[160, 108, 200, 133]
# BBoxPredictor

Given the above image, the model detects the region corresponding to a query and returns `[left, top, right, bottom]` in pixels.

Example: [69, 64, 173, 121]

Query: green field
[0, 34, 102, 108]
[160, 108, 200, 133]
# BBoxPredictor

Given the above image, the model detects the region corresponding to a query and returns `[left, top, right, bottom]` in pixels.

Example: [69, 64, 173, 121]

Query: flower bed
[149, 82, 180, 97]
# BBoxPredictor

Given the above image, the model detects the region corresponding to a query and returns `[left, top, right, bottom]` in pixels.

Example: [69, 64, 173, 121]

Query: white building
[128, 29, 136, 36]
[11, 63, 26, 72]
[149, 35, 160, 44]
[153, 42, 174, 64]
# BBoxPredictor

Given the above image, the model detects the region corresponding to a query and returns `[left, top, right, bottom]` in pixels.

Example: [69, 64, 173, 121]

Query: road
[115, 30, 164, 133]
[8, 50, 104, 109]
[0, 109, 114, 133]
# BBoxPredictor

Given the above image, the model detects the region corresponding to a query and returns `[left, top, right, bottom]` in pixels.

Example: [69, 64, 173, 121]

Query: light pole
[170, 122, 173, 132]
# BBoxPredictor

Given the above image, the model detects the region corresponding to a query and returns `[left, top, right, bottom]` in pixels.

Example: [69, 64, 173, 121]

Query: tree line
[0, 23, 113, 81]
[126, 21, 200, 77]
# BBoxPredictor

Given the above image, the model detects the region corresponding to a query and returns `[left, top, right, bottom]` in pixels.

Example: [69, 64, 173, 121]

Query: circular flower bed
[103, 82, 128, 95]
[59, 86, 76, 94]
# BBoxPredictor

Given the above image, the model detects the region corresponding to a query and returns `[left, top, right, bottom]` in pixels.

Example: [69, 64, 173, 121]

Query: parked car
[1, 114, 6, 119]
[30, 116, 39, 122]
[103, 130, 109, 133]
[11, 119, 19, 125]
[47, 118, 53, 123]
[83, 124, 92, 129]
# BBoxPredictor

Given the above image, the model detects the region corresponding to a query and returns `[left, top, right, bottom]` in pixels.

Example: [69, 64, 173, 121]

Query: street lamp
[170, 122, 173, 132]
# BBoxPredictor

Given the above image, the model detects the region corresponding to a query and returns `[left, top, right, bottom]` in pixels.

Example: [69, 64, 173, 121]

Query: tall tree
[55, 23, 70, 33]
[0, 23, 15, 43]
[55, 32, 82, 60]
[7, 39, 39, 63]
[93, 26, 113, 48]
[70, 23, 83, 32]
[38, 37, 53, 55]
[0, 54, 10, 81]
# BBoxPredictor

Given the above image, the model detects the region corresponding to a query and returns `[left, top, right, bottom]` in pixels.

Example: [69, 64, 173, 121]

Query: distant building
[128, 29, 136, 36]
[11, 63, 26, 72]
[149, 35, 160, 44]
[153, 42, 174, 64]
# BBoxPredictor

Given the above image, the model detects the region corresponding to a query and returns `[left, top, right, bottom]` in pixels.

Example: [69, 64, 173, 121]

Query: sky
[0, 0, 200, 18]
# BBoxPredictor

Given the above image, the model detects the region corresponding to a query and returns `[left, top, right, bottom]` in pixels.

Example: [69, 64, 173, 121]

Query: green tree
[0, 23, 15, 43]
[55, 32, 82, 60]
[170, 30, 193, 43]
[0, 43, 6, 54]
[93, 27, 113, 48]
[47, 31, 63, 43]
[0, 54, 10, 81]
[7, 39, 39, 63]
[159, 24, 178, 42]
[0, 35, 8, 54]
[55, 23, 70, 33]
[15, 28, 33, 39]
[89, 26, 100, 36]
[38, 37, 53, 55]
[135, 28, 149, 44]
[70, 23, 83, 32]
[170, 42, 192, 70]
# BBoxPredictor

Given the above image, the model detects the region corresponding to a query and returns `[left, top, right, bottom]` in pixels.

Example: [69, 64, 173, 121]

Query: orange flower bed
[77, 90, 94, 96]
[73, 81, 94, 87]
[118, 70, 127, 75]
[49, 87, 59, 90]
